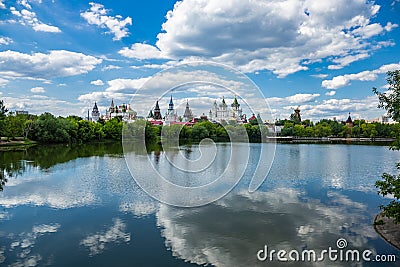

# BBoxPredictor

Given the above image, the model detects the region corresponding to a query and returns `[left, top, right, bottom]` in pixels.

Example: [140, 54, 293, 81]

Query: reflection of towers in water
[153, 150, 161, 165]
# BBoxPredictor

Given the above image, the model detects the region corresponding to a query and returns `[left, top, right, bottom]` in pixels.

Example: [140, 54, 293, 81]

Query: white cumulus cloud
[78, 77, 149, 103]
[80, 218, 131, 256]
[90, 79, 104, 86]
[0, 36, 12, 45]
[119, 0, 395, 77]
[10, 6, 61, 33]
[267, 93, 320, 105]
[0, 50, 102, 79]
[119, 43, 169, 60]
[322, 62, 400, 89]
[325, 91, 336, 96]
[0, 78, 8, 87]
[30, 86, 45, 93]
[81, 2, 132, 41]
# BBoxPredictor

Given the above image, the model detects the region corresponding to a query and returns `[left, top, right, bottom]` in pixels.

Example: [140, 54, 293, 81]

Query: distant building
[200, 113, 208, 121]
[147, 100, 163, 125]
[249, 113, 256, 121]
[366, 115, 395, 124]
[290, 107, 301, 122]
[209, 95, 245, 123]
[104, 99, 136, 121]
[345, 112, 354, 127]
[147, 110, 154, 119]
[164, 96, 178, 125]
[15, 110, 29, 115]
[183, 100, 194, 122]
[105, 99, 117, 120]
[153, 100, 162, 120]
[91, 102, 100, 122]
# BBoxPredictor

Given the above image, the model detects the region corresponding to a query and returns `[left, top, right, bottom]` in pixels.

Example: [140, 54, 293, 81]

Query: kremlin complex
[91, 95, 256, 126]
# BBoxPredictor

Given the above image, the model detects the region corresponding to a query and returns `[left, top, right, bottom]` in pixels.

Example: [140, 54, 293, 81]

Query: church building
[91, 102, 100, 122]
[209, 95, 245, 123]
[164, 96, 178, 125]
[183, 100, 194, 122]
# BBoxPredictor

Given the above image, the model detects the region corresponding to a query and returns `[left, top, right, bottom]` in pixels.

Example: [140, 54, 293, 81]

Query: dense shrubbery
[123, 120, 267, 143]
[374, 70, 400, 223]
[0, 109, 123, 143]
[278, 118, 400, 138]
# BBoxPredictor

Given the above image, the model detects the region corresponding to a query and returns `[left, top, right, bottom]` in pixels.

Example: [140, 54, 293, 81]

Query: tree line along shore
[0, 108, 399, 146]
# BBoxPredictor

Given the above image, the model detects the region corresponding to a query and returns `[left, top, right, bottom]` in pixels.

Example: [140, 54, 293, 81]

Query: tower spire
[168, 95, 174, 112]
[154, 100, 162, 120]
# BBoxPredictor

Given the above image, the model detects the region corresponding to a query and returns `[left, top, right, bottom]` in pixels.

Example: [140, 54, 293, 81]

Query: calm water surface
[0, 143, 400, 266]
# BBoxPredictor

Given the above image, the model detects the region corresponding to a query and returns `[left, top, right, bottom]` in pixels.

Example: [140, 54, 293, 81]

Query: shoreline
[0, 136, 396, 152]
[268, 136, 396, 143]
[374, 212, 400, 250]
[0, 139, 38, 151]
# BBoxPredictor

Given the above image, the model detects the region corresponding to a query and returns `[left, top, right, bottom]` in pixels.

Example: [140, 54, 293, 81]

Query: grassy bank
[0, 138, 38, 151]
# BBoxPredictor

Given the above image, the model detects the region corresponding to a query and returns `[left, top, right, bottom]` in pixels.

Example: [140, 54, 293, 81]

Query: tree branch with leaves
[373, 70, 400, 223]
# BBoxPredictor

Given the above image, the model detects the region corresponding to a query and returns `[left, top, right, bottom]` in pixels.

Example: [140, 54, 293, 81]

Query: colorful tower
[346, 112, 353, 127]
[153, 100, 162, 120]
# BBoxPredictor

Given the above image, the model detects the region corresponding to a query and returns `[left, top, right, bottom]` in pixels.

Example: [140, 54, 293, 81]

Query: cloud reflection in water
[156, 188, 378, 267]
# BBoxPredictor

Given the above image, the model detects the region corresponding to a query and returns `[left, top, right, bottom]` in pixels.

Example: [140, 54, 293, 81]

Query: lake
[0, 142, 400, 266]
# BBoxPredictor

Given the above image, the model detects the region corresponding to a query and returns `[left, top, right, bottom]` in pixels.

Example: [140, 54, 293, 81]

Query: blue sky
[0, 0, 399, 121]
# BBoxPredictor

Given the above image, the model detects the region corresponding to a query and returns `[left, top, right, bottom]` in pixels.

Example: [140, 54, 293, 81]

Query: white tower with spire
[92, 102, 100, 122]
[165, 96, 178, 125]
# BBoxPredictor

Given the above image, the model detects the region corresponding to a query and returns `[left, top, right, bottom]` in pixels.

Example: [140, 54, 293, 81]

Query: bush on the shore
[374, 70, 400, 223]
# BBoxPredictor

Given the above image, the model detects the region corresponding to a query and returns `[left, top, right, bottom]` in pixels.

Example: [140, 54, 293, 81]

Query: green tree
[304, 126, 315, 137]
[281, 121, 294, 136]
[374, 70, 400, 223]
[215, 125, 229, 140]
[373, 70, 400, 121]
[340, 125, 351, 138]
[162, 124, 182, 139]
[351, 125, 361, 137]
[31, 113, 71, 143]
[197, 121, 216, 137]
[179, 125, 192, 139]
[23, 115, 36, 139]
[191, 125, 209, 140]
[3, 113, 26, 138]
[77, 120, 96, 142]
[103, 118, 123, 140]
[293, 124, 305, 137]
[244, 124, 261, 142]
[314, 122, 332, 137]
[0, 99, 8, 136]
